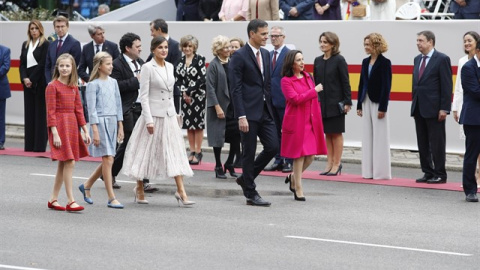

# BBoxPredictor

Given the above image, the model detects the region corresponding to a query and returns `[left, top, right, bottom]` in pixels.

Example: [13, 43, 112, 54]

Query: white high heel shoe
[134, 187, 148, 204]
[174, 192, 195, 206]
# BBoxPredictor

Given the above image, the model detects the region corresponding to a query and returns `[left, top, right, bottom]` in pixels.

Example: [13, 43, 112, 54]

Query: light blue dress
[86, 77, 123, 157]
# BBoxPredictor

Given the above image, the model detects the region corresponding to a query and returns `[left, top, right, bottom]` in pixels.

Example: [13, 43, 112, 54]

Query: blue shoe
[79, 184, 93, 204]
[107, 198, 124, 209]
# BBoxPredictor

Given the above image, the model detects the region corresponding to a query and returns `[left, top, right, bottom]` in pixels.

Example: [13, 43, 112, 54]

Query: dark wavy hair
[281, 50, 302, 78]
[463, 31, 480, 54]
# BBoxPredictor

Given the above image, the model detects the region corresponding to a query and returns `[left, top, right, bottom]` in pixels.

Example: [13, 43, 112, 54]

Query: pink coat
[280, 72, 327, 158]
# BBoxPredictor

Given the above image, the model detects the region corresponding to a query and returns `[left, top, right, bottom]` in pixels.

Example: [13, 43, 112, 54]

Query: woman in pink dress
[281, 50, 327, 201]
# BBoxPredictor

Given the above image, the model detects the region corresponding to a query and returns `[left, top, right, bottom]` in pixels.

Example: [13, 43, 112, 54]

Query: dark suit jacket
[111, 54, 145, 114]
[279, 0, 314, 20]
[357, 54, 392, 112]
[19, 40, 49, 90]
[229, 44, 273, 122]
[78, 39, 120, 82]
[270, 46, 289, 108]
[45, 34, 81, 83]
[0, 45, 11, 99]
[459, 57, 480, 125]
[314, 53, 352, 118]
[198, 0, 222, 21]
[410, 49, 452, 118]
[449, 0, 480, 13]
[176, 0, 201, 21]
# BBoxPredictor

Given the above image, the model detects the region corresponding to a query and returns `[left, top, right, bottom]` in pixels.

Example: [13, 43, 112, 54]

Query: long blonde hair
[89, 52, 112, 81]
[52, 53, 78, 87]
[25, 20, 46, 48]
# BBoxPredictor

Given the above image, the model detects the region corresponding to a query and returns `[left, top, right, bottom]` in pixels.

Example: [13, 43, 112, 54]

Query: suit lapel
[413, 55, 421, 83]
[246, 45, 262, 76]
[419, 51, 436, 81]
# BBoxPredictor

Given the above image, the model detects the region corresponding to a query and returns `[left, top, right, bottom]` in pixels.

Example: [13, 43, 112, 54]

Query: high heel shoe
[294, 191, 306, 201]
[66, 201, 84, 212]
[190, 152, 203, 165]
[133, 187, 148, 204]
[78, 184, 93, 204]
[48, 200, 66, 211]
[284, 174, 295, 193]
[319, 169, 331, 175]
[224, 164, 239, 178]
[107, 198, 124, 209]
[326, 164, 342, 176]
[215, 166, 227, 179]
[188, 152, 196, 164]
[174, 192, 195, 207]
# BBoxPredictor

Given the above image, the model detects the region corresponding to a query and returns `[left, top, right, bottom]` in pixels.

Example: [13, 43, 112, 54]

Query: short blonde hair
[364, 33, 388, 54]
[52, 53, 78, 86]
[211, 35, 230, 57]
[180, 35, 198, 52]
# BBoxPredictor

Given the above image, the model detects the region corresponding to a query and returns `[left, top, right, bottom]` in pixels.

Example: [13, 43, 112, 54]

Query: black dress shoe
[264, 163, 283, 171]
[0, 144, 4, 150]
[246, 194, 271, 207]
[112, 180, 121, 189]
[427, 177, 447, 184]
[282, 163, 293, 173]
[466, 193, 479, 202]
[144, 184, 159, 192]
[415, 175, 433, 183]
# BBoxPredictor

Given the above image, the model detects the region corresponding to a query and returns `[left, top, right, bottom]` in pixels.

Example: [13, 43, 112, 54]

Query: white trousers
[361, 95, 392, 179]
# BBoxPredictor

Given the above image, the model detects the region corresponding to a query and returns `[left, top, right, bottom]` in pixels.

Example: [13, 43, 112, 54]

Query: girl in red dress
[46, 53, 91, 212]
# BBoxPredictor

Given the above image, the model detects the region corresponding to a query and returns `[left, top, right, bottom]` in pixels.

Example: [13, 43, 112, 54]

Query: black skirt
[323, 114, 345, 134]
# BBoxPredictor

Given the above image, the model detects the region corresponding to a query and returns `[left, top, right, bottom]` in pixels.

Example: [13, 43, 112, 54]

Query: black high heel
[294, 191, 306, 201]
[190, 152, 203, 165]
[224, 164, 239, 178]
[319, 169, 331, 175]
[284, 174, 295, 193]
[326, 164, 342, 176]
[215, 166, 227, 179]
[188, 152, 196, 164]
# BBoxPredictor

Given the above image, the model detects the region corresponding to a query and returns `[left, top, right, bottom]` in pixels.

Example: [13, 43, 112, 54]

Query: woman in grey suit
[123, 36, 194, 206]
[206, 35, 240, 179]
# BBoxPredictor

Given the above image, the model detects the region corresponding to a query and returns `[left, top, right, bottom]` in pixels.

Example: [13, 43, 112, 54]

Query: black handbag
[338, 101, 345, 115]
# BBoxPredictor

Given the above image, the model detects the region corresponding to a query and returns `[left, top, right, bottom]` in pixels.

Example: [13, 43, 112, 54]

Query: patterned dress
[45, 80, 89, 161]
[175, 53, 207, 130]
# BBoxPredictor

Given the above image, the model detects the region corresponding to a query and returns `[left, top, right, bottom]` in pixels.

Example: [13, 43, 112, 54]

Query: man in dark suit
[78, 24, 120, 82]
[0, 44, 11, 150]
[459, 42, 480, 202]
[449, 0, 480, 19]
[411, 30, 452, 184]
[229, 19, 279, 206]
[264, 26, 293, 173]
[176, 0, 201, 21]
[279, 0, 315, 20]
[148, 18, 182, 113]
[45, 16, 81, 83]
[110, 33, 157, 192]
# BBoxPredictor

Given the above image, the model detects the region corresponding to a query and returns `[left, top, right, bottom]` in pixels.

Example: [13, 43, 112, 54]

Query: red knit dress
[45, 80, 89, 161]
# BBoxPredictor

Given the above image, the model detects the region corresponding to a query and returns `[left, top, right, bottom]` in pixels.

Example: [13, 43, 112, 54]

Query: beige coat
[247, 0, 280, 20]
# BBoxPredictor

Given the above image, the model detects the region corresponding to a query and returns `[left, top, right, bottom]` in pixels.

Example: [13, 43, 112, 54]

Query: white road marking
[285, 236, 473, 257]
[29, 173, 136, 184]
[0, 264, 48, 270]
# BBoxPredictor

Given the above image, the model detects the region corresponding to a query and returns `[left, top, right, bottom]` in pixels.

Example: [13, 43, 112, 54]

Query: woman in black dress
[313, 31, 352, 176]
[175, 35, 207, 165]
[19, 20, 50, 152]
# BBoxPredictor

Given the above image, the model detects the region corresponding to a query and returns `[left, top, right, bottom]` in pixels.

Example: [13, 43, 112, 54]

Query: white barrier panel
[2, 20, 478, 153]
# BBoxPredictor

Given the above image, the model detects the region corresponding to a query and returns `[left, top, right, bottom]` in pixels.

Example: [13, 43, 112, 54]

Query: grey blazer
[206, 57, 230, 147]
[139, 60, 177, 124]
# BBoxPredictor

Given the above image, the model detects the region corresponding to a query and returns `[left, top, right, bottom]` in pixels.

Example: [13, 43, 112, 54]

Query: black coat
[111, 54, 144, 114]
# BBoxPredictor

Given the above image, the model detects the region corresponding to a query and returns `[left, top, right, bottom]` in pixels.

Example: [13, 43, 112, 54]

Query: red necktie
[272, 51, 277, 69]
[256, 51, 262, 72]
[56, 39, 63, 56]
[256, 0, 259, 18]
[419, 55, 428, 79]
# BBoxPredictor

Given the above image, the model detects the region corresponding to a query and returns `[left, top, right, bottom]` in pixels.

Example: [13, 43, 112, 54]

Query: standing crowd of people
[0, 15, 478, 212]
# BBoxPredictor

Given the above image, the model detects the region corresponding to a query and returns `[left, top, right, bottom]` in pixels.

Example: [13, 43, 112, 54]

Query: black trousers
[23, 86, 48, 152]
[112, 103, 141, 177]
[241, 105, 279, 198]
[462, 125, 480, 196]
[272, 106, 292, 165]
[414, 113, 447, 179]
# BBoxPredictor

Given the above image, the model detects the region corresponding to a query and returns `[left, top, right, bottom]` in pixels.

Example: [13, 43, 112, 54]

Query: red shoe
[48, 200, 66, 211]
[66, 201, 84, 212]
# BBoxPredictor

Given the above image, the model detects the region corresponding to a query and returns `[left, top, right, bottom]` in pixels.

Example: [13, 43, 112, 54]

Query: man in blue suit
[459, 42, 480, 202]
[0, 44, 10, 150]
[230, 19, 279, 207]
[78, 24, 120, 82]
[449, 0, 480, 19]
[45, 16, 81, 83]
[264, 26, 293, 173]
[411, 30, 452, 184]
[279, 0, 315, 20]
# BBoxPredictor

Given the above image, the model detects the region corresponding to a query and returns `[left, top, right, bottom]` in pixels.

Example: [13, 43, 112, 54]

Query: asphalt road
[0, 138, 478, 270]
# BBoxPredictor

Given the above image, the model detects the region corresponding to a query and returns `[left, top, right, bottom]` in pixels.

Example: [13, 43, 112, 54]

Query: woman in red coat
[281, 50, 327, 201]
